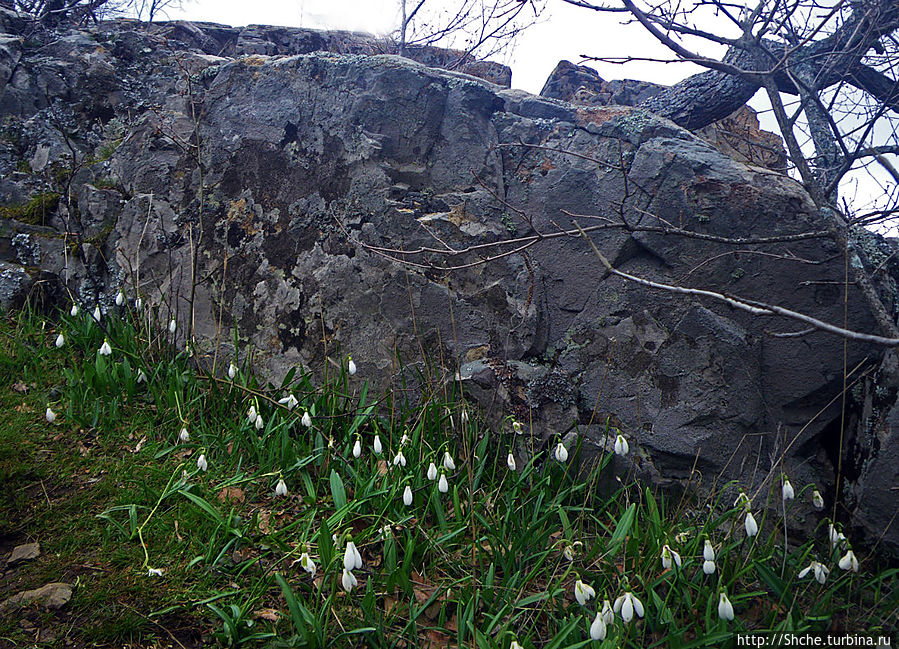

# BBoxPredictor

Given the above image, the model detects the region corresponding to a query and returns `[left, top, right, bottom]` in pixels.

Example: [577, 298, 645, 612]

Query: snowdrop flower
[798, 560, 829, 584]
[600, 599, 613, 625]
[255, 414, 264, 430]
[717, 591, 735, 621]
[674, 531, 690, 544]
[373, 434, 382, 455]
[702, 539, 716, 574]
[510, 640, 523, 649]
[179, 427, 190, 443]
[782, 477, 795, 501]
[393, 450, 406, 467]
[403, 485, 413, 506]
[247, 405, 257, 423]
[70, 304, 79, 317]
[661, 544, 682, 570]
[829, 524, 847, 548]
[99, 339, 112, 356]
[427, 462, 438, 481]
[168, 318, 177, 334]
[838, 549, 859, 572]
[506, 452, 516, 471]
[554, 442, 568, 463]
[703, 559, 716, 575]
[613, 591, 644, 623]
[341, 567, 358, 592]
[442, 451, 456, 471]
[147, 567, 164, 577]
[116, 290, 125, 306]
[228, 363, 237, 380]
[344, 541, 363, 571]
[299, 552, 316, 577]
[135, 297, 142, 311]
[136, 368, 147, 383]
[301, 411, 312, 428]
[55, 333, 65, 348]
[812, 489, 825, 510]
[92, 305, 101, 323]
[438, 473, 449, 493]
[377, 524, 392, 540]
[400, 431, 410, 446]
[275, 478, 288, 497]
[574, 579, 596, 606]
[347, 356, 356, 375]
[45, 406, 56, 423]
[562, 543, 575, 561]
[278, 394, 299, 410]
[744, 511, 759, 537]
[512, 420, 523, 435]
[614, 433, 629, 456]
[353, 439, 362, 458]
[460, 410, 469, 425]
[589, 610, 607, 641]
[197, 454, 207, 472]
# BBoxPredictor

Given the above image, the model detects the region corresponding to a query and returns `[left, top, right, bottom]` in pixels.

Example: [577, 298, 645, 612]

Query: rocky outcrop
[0, 16, 896, 554]
[541, 60, 787, 171]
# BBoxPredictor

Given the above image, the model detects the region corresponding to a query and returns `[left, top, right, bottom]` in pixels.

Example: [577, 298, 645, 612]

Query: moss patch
[0, 192, 60, 226]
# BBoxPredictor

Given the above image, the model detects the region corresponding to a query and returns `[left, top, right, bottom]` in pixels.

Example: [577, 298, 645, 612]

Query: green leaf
[330, 469, 347, 510]
[608, 503, 637, 553]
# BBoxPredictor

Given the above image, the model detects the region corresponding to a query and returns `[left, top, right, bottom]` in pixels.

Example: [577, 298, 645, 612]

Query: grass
[0, 302, 896, 648]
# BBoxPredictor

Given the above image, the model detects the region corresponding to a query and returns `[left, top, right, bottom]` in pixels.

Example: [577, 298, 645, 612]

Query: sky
[160, 0, 704, 94]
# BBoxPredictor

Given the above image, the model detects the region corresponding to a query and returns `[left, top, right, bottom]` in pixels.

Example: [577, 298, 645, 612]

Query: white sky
[161, 0, 702, 94]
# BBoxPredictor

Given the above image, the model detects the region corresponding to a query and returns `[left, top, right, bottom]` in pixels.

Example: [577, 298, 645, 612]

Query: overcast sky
[161, 0, 704, 94]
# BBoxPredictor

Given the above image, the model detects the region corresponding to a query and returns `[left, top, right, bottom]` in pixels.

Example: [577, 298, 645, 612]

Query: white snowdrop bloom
[600, 599, 613, 625]
[798, 560, 829, 584]
[299, 552, 316, 577]
[179, 427, 190, 443]
[614, 433, 629, 456]
[373, 434, 382, 455]
[344, 541, 363, 571]
[512, 420, 523, 435]
[197, 454, 208, 472]
[301, 411, 312, 428]
[589, 610, 607, 641]
[562, 544, 575, 561]
[274, 478, 288, 497]
[427, 462, 438, 481]
[137, 368, 147, 383]
[92, 305, 101, 323]
[506, 452, 516, 471]
[812, 489, 825, 510]
[613, 591, 644, 623]
[438, 473, 449, 494]
[403, 485, 413, 506]
[135, 297, 142, 311]
[782, 477, 795, 501]
[718, 591, 735, 621]
[347, 356, 356, 375]
[674, 531, 690, 544]
[460, 410, 469, 425]
[168, 318, 177, 333]
[574, 579, 596, 606]
[341, 567, 358, 592]
[554, 442, 568, 463]
[70, 304, 79, 317]
[353, 439, 362, 458]
[116, 291, 125, 306]
[703, 559, 716, 575]
[45, 406, 56, 423]
[247, 405, 257, 423]
[99, 339, 112, 356]
[510, 641, 523, 649]
[703, 539, 715, 561]
[278, 394, 299, 410]
[442, 451, 456, 471]
[55, 333, 65, 348]
[829, 524, 847, 548]
[838, 550, 859, 572]
[744, 511, 759, 537]
[393, 450, 406, 467]
[661, 544, 682, 570]
[228, 363, 237, 380]
[147, 567, 164, 577]
[255, 414, 264, 430]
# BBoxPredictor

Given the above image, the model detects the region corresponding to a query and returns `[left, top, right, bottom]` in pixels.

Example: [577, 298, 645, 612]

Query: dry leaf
[12, 381, 28, 393]
[422, 629, 451, 649]
[253, 608, 280, 622]
[132, 436, 147, 453]
[376, 460, 389, 475]
[257, 510, 272, 535]
[218, 486, 245, 504]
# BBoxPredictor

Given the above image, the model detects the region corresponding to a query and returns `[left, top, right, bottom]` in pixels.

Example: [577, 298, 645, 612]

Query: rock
[0, 582, 72, 612]
[7, 541, 40, 565]
[540, 59, 786, 170]
[0, 17, 896, 556]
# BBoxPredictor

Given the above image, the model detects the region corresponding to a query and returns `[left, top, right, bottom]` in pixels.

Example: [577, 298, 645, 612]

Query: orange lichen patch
[575, 105, 633, 127]
[239, 55, 268, 66]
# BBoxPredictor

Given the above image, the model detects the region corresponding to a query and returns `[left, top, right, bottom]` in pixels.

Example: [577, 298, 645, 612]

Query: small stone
[0, 582, 72, 612]
[8, 542, 40, 565]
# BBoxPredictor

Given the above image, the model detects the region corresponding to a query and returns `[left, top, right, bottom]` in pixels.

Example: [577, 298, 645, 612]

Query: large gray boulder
[0, 18, 896, 555]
